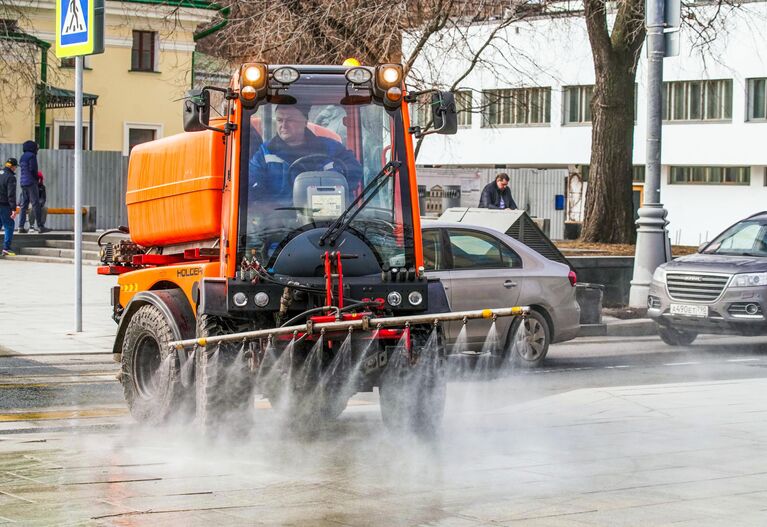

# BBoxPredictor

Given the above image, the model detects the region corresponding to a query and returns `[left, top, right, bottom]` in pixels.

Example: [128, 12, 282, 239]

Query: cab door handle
[503, 280, 517, 288]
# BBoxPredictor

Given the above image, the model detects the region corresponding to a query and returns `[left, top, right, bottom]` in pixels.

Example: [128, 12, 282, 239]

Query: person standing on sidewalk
[18, 140, 49, 233]
[0, 158, 19, 256]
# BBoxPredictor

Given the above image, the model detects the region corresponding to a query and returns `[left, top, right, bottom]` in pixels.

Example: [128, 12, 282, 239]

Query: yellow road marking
[0, 400, 373, 421]
[0, 408, 129, 422]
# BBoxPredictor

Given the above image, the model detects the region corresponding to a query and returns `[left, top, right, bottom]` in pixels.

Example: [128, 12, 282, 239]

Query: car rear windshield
[703, 220, 767, 256]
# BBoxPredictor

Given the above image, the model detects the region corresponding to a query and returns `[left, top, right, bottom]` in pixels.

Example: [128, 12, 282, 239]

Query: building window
[581, 164, 645, 182]
[747, 78, 767, 121]
[55, 123, 90, 150]
[563, 85, 594, 124]
[662, 80, 732, 122]
[455, 90, 472, 127]
[633, 166, 645, 183]
[669, 166, 749, 185]
[482, 87, 551, 126]
[34, 125, 51, 149]
[131, 30, 157, 72]
[124, 123, 162, 155]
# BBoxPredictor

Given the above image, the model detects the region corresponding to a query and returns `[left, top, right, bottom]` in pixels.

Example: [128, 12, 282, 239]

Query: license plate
[670, 304, 708, 317]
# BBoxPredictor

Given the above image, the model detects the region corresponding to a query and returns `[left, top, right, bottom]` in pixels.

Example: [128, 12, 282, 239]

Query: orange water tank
[126, 130, 225, 247]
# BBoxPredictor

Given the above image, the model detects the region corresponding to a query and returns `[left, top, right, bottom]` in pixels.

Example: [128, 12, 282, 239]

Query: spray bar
[169, 306, 530, 350]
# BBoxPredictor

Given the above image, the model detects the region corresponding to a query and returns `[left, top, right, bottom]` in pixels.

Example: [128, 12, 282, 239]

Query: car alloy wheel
[519, 317, 546, 360]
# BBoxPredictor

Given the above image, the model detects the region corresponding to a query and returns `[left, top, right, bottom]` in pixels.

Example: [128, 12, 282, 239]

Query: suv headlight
[652, 266, 667, 283]
[732, 272, 767, 287]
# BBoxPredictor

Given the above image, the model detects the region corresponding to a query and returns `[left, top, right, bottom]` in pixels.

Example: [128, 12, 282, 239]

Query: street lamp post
[628, 0, 678, 308]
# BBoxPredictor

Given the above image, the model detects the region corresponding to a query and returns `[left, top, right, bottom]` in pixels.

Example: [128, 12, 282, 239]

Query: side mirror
[431, 91, 458, 135]
[183, 89, 210, 132]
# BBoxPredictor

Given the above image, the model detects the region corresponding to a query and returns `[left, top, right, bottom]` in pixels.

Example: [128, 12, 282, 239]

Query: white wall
[409, 3, 767, 245]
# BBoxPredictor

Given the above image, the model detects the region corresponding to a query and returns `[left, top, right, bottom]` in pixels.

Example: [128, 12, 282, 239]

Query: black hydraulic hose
[338, 300, 377, 313]
[252, 265, 325, 294]
[97, 226, 130, 247]
[280, 306, 340, 328]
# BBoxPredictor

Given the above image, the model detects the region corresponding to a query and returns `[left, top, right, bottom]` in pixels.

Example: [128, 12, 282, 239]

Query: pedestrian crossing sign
[55, 0, 104, 58]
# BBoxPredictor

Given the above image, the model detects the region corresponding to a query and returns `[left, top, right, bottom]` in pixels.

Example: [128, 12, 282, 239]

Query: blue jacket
[248, 130, 363, 206]
[19, 140, 39, 187]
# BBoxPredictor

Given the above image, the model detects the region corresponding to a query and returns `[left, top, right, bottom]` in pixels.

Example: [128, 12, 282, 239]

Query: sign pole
[628, 0, 679, 308]
[74, 55, 83, 332]
[56, 0, 102, 333]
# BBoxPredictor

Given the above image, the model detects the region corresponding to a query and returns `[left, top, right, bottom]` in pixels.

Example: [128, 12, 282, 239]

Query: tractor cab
[238, 68, 416, 279]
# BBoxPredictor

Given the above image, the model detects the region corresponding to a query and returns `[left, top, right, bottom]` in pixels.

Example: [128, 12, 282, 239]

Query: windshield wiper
[319, 160, 401, 247]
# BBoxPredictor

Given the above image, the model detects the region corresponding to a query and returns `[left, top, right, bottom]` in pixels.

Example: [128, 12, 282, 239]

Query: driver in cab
[248, 105, 363, 205]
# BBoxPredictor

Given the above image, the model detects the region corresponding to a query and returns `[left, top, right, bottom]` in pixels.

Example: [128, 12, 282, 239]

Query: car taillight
[568, 270, 577, 287]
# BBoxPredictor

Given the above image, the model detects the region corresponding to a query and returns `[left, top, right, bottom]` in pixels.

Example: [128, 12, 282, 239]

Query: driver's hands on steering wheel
[287, 153, 349, 178]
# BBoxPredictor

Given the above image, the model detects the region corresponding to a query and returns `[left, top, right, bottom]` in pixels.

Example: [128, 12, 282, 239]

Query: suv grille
[666, 273, 730, 302]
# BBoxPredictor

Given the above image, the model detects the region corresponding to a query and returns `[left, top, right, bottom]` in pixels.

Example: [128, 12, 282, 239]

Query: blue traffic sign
[55, 0, 104, 58]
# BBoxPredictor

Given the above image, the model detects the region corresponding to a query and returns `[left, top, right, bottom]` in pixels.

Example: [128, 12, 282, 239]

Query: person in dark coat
[479, 173, 518, 209]
[0, 158, 18, 255]
[18, 140, 49, 233]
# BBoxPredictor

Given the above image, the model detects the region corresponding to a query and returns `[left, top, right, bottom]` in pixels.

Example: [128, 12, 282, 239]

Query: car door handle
[503, 280, 517, 288]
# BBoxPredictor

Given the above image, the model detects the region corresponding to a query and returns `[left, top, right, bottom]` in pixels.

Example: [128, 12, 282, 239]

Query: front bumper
[647, 279, 767, 336]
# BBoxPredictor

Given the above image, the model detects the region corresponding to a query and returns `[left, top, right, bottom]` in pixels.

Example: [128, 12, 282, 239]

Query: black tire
[265, 341, 351, 425]
[507, 310, 551, 368]
[195, 315, 255, 430]
[658, 326, 697, 346]
[120, 304, 191, 424]
[379, 326, 447, 438]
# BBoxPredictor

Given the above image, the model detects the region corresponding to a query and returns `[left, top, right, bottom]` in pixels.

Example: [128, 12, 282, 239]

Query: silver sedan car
[422, 221, 580, 367]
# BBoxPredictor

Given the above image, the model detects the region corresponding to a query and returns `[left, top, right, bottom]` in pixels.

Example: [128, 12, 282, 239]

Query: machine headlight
[232, 292, 248, 307]
[732, 272, 767, 287]
[273, 66, 300, 84]
[239, 62, 268, 105]
[254, 291, 270, 307]
[345, 67, 372, 85]
[652, 266, 667, 283]
[387, 291, 402, 307]
[376, 64, 403, 90]
[408, 291, 423, 306]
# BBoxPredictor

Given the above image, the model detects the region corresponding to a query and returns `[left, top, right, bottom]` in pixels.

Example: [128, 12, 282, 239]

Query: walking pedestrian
[479, 173, 518, 210]
[18, 140, 49, 233]
[0, 158, 19, 256]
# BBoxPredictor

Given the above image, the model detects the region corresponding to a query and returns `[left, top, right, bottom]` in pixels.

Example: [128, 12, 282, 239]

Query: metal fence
[417, 167, 568, 240]
[0, 144, 128, 230]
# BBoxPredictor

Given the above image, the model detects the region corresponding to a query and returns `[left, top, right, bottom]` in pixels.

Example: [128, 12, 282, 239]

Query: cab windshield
[703, 220, 767, 256]
[238, 78, 415, 272]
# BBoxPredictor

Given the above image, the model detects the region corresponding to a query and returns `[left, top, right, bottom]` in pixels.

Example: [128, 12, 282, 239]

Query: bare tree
[0, 3, 49, 137]
[198, 0, 743, 244]
[579, 0, 645, 243]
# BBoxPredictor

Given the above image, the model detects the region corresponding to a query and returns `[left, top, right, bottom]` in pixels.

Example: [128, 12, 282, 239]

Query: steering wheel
[288, 154, 349, 179]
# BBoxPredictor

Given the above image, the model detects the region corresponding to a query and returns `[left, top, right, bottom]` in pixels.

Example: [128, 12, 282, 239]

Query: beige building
[2, 0, 220, 154]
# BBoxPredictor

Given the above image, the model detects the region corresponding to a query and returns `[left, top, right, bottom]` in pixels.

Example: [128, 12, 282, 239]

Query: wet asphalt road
[3, 334, 767, 417]
[2, 335, 767, 526]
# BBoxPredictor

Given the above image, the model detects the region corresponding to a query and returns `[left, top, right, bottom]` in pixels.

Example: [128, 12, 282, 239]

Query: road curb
[578, 318, 658, 338]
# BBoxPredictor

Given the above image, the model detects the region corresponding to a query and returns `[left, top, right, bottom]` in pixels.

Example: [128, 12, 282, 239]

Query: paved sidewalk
[0, 260, 117, 355]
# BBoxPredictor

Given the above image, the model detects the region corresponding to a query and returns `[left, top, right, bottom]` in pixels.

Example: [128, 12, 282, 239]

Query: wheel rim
[133, 334, 163, 400]
[519, 318, 546, 360]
